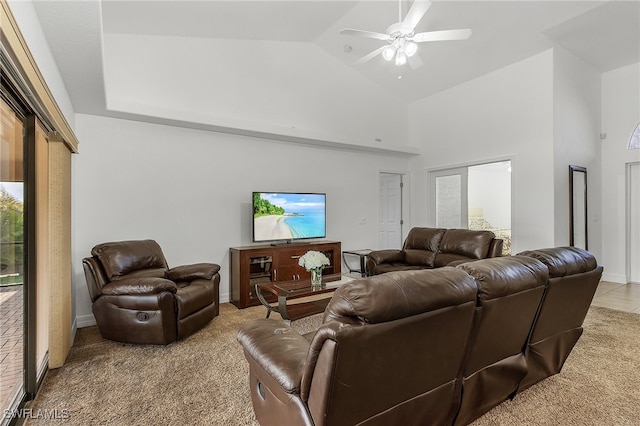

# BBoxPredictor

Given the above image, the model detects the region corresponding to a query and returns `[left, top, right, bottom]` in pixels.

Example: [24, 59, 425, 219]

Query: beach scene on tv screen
[253, 193, 326, 241]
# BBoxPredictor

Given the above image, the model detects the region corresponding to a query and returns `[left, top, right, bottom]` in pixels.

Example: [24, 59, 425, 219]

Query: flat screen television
[253, 192, 326, 243]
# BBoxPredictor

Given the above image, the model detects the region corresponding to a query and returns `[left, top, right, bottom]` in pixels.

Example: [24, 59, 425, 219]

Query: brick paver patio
[0, 284, 23, 410]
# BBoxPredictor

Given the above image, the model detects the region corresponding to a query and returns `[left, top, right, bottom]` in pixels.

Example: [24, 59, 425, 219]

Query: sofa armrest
[101, 277, 177, 296]
[368, 249, 405, 264]
[488, 239, 504, 257]
[167, 263, 220, 282]
[237, 318, 310, 394]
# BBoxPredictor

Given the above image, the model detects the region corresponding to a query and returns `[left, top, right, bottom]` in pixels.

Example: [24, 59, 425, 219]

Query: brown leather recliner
[516, 246, 603, 392]
[367, 227, 504, 276]
[82, 239, 220, 345]
[453, 256, 548, 425]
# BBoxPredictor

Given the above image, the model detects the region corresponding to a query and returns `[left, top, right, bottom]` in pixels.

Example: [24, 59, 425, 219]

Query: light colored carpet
[26, 304, 639, 425]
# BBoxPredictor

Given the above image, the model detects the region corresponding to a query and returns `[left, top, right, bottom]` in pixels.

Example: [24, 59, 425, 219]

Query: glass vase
[310, 268, 323, 287]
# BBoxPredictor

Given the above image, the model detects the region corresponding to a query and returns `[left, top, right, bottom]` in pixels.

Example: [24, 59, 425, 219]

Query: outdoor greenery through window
[1, 93, 25, 415]
[0, 185, 23, 286]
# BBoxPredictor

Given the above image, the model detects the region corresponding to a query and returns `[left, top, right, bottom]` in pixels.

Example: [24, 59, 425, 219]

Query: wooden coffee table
[255, 273, 355, 322]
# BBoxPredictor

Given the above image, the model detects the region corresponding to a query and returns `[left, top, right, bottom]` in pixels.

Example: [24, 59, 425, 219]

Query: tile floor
[591, 281, 640, 313]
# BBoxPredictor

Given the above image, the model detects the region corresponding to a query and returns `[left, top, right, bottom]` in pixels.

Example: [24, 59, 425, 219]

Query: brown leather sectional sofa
[367, 227, 504, 276]
[237, 246, 602, 426]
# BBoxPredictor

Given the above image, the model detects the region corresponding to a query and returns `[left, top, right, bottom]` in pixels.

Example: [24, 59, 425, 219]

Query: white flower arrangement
[298, 250, 330, 271]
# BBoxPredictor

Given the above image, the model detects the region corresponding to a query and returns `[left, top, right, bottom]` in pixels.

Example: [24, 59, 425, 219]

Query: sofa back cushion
[310, 268, 478, 425]
[515, 246, 602, 391]
[403, 227, 446, 251]
[517, 246, 597, 277]
[435, 229, 496, 267]
[401, 227, 446, 268]
[453, 256, 548, 425]
[323, 267, 476, 324]
[92, 239, 168, 280]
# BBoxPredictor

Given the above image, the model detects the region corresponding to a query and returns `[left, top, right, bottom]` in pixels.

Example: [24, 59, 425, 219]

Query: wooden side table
[342, 249, 373, 277]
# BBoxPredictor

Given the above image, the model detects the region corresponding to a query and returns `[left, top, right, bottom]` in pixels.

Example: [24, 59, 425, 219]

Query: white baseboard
[220, 290, 230, 304]
[601, 272, 627, 284]
[76, 313, 97, 328]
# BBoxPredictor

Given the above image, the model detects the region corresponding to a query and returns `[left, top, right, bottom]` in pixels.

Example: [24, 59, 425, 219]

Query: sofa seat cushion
[175, 280, 215, 319]
[434, 253, 478, 268]
[373, 264, 426, 275]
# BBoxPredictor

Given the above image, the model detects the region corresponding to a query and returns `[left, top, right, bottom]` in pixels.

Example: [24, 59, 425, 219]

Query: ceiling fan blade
[402, 0, 432, 30]
[412, 29, 472, 43]
[354, 45, 388, 65]
[340, 28, 391, 41]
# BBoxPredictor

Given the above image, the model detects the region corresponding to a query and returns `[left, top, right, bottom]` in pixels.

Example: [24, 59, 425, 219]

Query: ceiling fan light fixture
[395, 50, 407, 66]
[404, 41, 418, 57]
[341, 0, 471, 69]
[382, 46, 396, 61]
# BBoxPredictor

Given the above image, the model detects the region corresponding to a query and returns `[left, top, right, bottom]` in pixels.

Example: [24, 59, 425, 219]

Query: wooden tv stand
[229, 240, 341, 309]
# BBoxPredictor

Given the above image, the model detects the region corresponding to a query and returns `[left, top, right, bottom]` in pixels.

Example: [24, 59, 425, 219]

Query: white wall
[72, 114, 411, 325]
[601, 62, 640, 283]
[103, 33, 408, 149]
[408, 50, 555, 254]
[552, 46, 602, 259]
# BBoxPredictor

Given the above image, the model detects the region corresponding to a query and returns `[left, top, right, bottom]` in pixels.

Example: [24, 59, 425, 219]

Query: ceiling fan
[341, 0, 471, 67]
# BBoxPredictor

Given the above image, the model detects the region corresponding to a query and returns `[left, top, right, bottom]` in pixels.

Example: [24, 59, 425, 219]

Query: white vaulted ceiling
[31, 0, 640, 146]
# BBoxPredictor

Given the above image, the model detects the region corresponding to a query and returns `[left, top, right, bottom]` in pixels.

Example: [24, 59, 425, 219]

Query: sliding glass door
[1, 87, 50, 424]
[0, 97, 25, 415]
[430, 160, 512, 254]
[432, 167, 468, 229]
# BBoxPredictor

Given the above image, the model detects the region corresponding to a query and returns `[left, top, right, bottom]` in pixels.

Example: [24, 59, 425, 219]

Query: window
[0, 96, 25, 414]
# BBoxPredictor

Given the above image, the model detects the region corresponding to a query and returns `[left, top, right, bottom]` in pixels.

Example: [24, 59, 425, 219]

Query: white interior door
[379, 174, 403, 249]
[629, 163, 640, 283]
